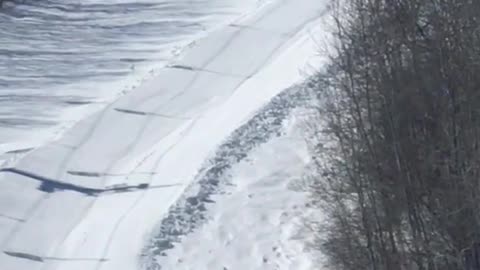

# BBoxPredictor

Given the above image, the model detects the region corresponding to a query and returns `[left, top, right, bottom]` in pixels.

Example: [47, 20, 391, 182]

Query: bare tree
[308, 0, 480, 269]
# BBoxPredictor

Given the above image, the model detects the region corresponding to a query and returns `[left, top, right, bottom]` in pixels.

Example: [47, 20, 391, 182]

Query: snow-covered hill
[0, 0, 329, 269]
[146, 78, 327, 269]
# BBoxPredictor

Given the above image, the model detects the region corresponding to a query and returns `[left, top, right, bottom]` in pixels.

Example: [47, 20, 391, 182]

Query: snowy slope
[0, 0, 266, 151]
[157, 106, 316, 270]
[147, 78, 327, 269]
[0, 0, 329, 269]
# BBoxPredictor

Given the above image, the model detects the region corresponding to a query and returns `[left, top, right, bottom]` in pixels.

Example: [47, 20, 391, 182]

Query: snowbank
[157, 107, 316, 270]
[0, 0, 329, 269]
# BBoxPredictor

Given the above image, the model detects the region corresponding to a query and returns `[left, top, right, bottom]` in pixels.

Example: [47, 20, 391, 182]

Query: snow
[0, 0, 329, 269]
[156, 108, 316, 270]
[0, 0, 267, 151]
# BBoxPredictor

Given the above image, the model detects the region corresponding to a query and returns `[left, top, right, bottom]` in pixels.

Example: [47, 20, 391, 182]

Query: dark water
[0, 0, 257, 146]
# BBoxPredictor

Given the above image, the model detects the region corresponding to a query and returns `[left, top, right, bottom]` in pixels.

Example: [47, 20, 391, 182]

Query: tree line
[308, 0, 480, 269]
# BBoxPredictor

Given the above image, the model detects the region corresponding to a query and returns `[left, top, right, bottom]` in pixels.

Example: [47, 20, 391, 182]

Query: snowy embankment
[149, 83, 323, 270]
[0, 0, 328, 269]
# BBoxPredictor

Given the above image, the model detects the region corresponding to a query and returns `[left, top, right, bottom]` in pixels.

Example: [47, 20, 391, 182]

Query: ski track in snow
[143, 82, 314, 269]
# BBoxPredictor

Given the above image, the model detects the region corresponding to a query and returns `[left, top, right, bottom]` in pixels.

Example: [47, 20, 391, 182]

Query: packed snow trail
[0, 0, 328, 269]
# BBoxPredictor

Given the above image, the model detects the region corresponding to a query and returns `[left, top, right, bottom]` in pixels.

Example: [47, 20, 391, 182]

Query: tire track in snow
[93, 118, 201, 270]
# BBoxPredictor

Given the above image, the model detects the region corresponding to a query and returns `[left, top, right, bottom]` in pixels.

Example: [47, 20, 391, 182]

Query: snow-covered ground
[0, 0, 266, 151]
[151, 88, 322, 270]
[0, 0, 329, 269]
